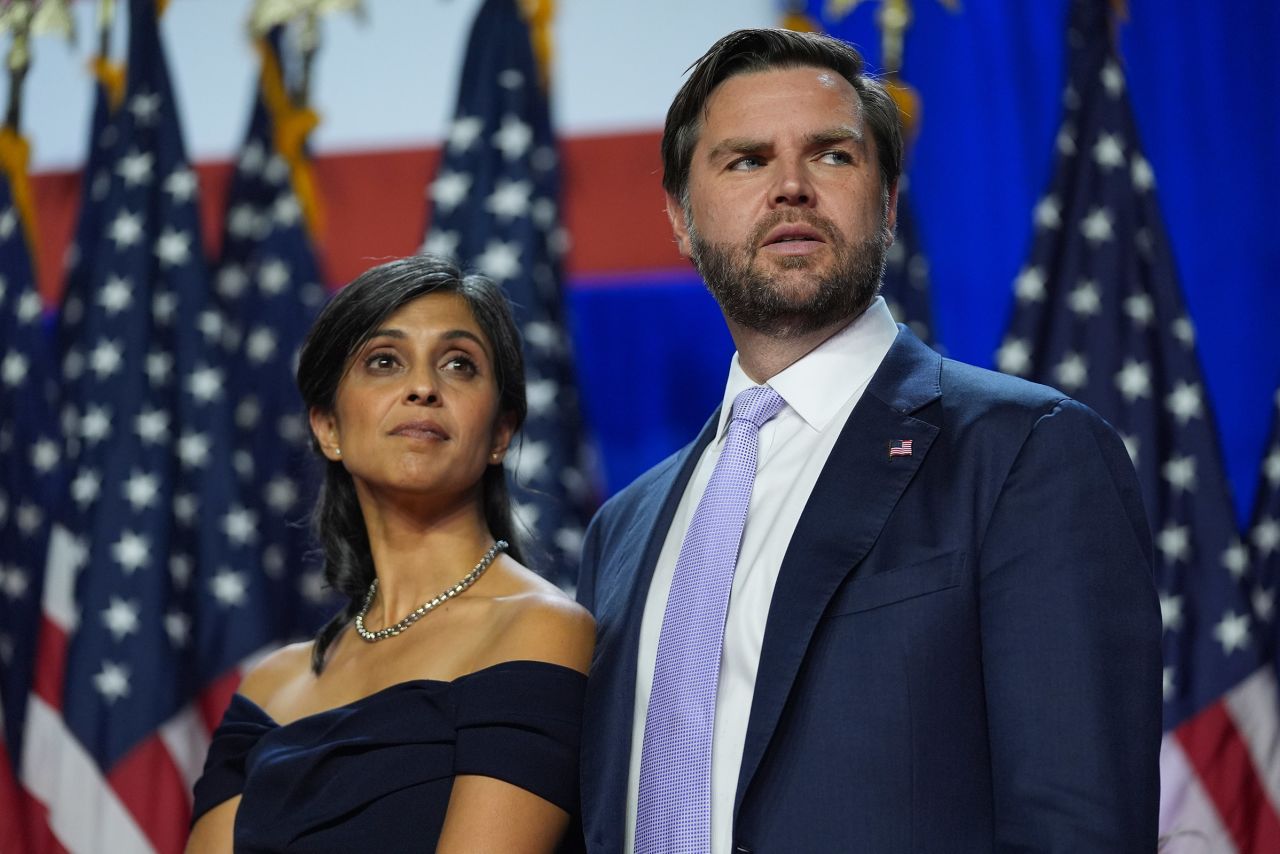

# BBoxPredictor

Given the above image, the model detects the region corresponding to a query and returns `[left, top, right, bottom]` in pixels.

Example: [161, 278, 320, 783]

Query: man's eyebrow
[706, 137, 771, 162]
[706, 127, 866, 163]
[806, 126, 865, 148]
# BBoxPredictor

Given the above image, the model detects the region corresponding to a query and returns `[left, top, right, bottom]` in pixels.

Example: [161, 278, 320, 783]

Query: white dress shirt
[625, 298, 900, 853]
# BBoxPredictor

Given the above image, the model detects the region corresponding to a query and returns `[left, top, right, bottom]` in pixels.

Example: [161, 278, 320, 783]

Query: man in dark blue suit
[576, 28, 1161, 853]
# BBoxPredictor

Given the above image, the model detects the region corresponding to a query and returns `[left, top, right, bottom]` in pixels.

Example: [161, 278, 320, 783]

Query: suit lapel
[733, 329, 944, 816]
[581, 411, 720, 851]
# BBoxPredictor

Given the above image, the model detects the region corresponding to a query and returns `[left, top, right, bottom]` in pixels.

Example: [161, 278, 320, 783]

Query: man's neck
[728, 315, 856, 384]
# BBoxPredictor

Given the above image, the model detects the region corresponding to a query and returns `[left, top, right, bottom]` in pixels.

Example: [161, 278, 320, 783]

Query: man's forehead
[704, 65, 859, 110]
[697, 66, 863, 137]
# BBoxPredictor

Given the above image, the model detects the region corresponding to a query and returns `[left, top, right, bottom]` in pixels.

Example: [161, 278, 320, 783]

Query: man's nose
[770, 161, 815, 207]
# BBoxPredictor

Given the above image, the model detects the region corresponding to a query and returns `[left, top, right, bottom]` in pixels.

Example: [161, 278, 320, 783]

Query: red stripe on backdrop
[29, 130, 679, 306]
[107, 734, 191, 854]
[197, 669, 243, 734]
[1177, 700, 1280, 853]
[1, 740, 28, 853]
[3, 737, 68, 854]
[31, 617, 68, 714]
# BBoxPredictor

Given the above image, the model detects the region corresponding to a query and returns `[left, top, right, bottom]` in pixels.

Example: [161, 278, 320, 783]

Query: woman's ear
[309, 407, 342, 461]
[488, 411, 517, 465]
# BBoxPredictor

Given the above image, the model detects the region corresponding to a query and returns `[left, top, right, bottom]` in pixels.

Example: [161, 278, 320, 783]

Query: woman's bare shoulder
[483, 561, 595, 675]
[236, 640, 316, 707]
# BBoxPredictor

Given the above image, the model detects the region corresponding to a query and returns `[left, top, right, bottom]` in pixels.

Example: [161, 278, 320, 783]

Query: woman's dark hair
[661, 28, 904, 203]
[296, 254, 528, 672]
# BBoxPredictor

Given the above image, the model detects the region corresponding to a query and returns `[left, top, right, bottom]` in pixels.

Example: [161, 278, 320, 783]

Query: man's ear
[665, 192, 693, 260]
[488, 411, 517, 466]
[884, 179, 900, 249]
[309, 406, 342, 461]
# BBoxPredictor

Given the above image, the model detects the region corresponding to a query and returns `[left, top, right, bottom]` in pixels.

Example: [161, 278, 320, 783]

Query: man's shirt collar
[717, 296, 900, 437]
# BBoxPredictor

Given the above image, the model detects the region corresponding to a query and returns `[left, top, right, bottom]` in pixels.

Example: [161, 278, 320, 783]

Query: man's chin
[756, 252, 824, 273]
[731, 308, 849, 339]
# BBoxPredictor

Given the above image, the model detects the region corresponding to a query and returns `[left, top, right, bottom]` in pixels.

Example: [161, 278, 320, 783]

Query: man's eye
[820, 150, 853, 165]
[729, 156, 765, 171]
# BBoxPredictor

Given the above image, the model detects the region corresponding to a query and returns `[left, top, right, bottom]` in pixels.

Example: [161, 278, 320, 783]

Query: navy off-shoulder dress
[191, 660, 587, 852]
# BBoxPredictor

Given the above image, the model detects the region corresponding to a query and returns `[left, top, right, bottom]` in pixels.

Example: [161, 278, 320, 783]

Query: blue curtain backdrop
[568, 0, 1279, 527]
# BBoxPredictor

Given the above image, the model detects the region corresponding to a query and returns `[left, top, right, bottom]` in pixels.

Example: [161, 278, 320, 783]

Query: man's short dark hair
[661, 28, 904, 202]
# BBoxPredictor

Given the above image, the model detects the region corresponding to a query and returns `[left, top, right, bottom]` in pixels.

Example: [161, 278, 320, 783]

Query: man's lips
[390, 419, 450, 441]
[759, 223, 827, 254]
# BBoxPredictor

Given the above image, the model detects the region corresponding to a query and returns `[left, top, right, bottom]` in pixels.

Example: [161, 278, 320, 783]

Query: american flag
[213, 29, 334, 638]
[1252, 390, 1280, 633]
[998, 1, 1280, 849]
[60, 53, 124, 362]
[20, 1, 277, 851]
[0, 140, 64, 853]
[424, 0, 595, 586]
[888, 439, 912, 458]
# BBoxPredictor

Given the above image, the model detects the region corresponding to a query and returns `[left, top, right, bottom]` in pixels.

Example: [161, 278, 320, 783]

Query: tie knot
[730, 385, 785, 429]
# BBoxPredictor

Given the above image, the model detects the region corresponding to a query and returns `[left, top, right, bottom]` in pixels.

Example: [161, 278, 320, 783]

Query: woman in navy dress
[186, 255, 594, 852]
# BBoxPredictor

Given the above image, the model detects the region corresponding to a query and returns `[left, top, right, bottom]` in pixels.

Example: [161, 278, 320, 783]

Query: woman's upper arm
[184, 795, 240, 854]
[436, 775, 568, 854]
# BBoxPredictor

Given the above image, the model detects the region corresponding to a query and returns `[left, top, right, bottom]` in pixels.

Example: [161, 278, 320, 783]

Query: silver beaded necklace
[353, 540, 508, 642]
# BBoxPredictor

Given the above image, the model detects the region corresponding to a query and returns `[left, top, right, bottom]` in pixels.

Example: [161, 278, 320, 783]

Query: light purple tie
[636, 385, 786, 853]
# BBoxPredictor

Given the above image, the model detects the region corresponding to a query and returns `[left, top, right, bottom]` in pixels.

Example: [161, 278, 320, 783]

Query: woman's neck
[356, 489, 499, 625]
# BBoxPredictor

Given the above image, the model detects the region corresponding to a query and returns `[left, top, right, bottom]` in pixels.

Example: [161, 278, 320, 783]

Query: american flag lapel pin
[889, 439, 913, 458]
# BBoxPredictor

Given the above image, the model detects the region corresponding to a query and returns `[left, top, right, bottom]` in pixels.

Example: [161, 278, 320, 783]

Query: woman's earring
[335, 447, 342, 458]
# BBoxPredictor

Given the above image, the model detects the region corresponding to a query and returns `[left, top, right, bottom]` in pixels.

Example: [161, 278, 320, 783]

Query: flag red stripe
[1176, 700, 1280, 853]
[1, 740, 29, 854]
[10, 791, 69, 854]
[107, 733, 192, 854]
[197, 669, 242, 735]
[3, 737, 68, 854]
[31, 617, 68, 713]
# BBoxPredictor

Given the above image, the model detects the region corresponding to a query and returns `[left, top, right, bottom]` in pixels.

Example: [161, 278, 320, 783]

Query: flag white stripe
[158, 703, 208, 799]
[1223, 665, 1280, 815]
[1159, 733, 1236, 853]
[42, 524, 84, 633]
[21, 696, 155, 854]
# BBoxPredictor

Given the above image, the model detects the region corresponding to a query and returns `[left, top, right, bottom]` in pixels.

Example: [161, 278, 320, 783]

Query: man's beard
[687, 207, 890, 338]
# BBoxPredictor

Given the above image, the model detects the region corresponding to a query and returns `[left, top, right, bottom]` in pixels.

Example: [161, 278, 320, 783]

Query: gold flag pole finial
[815, 0, 961, 143]
[780, 0, 821, 33]
[249, 0, 365, 107]
[827, 0, 959, 24]
[0, 0, 72, 130]
[0, 1, 36, 133]
[877, 0, 910, 75]
[0, 0, 74, 260]
[92, 0, 125, 109]
[246, 0, 365, 238]
[870, 0, 921, 144]
[516, 0, 554, 91]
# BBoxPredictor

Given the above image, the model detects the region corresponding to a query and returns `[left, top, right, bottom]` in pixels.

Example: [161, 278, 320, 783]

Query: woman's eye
[364, 352, 401, 372]
[443, 355, 478, 375]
